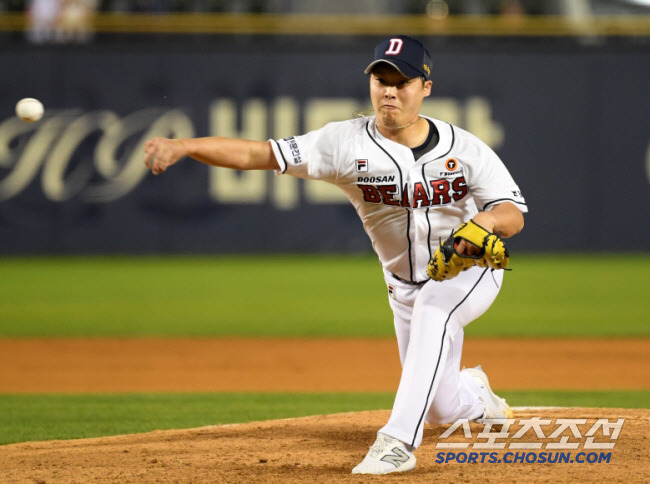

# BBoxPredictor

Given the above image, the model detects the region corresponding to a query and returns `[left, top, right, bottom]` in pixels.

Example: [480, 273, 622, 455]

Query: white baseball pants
[380, 266, 504, 448]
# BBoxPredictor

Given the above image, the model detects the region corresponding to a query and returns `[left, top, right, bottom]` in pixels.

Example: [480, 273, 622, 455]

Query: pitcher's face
[369, 64, 431, 129]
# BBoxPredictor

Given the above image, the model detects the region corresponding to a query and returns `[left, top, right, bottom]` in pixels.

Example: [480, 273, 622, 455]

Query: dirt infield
[0, 338, 648, 393]
[0, 338, 648, 483]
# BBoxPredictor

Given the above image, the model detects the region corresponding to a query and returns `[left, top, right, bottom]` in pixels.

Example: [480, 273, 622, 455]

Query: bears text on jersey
[357, 175, 468, 208]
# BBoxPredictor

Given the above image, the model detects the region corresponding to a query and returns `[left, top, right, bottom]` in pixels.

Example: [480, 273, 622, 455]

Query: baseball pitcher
[144, 35, 527, 475]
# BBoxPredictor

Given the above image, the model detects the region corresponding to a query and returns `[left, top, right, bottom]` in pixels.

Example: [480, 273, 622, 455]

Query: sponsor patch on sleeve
[283, 136, 304, 165]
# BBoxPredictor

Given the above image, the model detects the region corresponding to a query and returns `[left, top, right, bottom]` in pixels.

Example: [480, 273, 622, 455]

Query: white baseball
[15, 98, 44, 122]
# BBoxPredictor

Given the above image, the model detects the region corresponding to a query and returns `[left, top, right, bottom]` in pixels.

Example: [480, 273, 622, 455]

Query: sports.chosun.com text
[435, 451, 612, 464]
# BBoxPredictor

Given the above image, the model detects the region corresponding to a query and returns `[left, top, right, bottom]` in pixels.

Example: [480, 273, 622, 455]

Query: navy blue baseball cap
[364, 35, 433, 81]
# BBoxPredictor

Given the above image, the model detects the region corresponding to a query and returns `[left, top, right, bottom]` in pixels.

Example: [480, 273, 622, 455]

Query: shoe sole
[351, 458, 416, 475]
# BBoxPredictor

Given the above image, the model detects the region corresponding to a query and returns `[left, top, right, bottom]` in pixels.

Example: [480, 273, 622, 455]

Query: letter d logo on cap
[385, 38, 404, 55]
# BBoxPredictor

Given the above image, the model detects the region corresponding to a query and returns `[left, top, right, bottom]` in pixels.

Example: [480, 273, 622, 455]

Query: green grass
[0, 253, 648, 338]
[1, 391, 647, 446]
[0, 255, 389, 337]
[0, 254, 646, 446]
[0, 392, 396, 445]
[470, 253, 650, 337]
[502, 390, 650, 409]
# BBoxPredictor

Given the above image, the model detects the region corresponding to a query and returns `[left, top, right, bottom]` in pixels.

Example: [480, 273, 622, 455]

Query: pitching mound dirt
[0, 407, 647, 483]
[0, 338, 647, 482]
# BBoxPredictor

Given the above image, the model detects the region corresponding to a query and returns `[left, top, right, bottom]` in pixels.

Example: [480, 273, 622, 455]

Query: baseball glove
[427, 220, 509, 281]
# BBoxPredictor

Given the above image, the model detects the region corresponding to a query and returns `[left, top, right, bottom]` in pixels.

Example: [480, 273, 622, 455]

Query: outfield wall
[0, 36, 649, 253]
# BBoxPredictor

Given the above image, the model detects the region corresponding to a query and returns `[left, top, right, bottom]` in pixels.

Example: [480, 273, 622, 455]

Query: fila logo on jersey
[356, 159, 368, 172]
[385, 38, 403, 55]
[358, 176, 468, 208]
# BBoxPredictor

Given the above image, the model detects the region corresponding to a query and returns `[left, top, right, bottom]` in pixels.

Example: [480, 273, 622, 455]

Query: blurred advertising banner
[0, 37, 649, 253]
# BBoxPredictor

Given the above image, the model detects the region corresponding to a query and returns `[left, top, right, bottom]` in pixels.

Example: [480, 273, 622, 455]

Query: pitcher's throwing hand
[144, 137, 186, 175]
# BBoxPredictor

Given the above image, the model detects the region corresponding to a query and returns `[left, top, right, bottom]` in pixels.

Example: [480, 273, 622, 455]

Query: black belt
[390, 273, 427, 286]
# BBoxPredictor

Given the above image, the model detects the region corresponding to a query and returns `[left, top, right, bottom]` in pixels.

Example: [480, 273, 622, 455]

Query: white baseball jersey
[270, 116, 527, 282]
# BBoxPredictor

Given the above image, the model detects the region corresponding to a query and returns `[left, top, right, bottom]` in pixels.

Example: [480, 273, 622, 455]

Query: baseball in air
[15, 98, 44, 122]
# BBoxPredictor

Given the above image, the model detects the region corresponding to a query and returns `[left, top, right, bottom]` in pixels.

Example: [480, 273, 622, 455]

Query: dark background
[1, 35, 649, 254]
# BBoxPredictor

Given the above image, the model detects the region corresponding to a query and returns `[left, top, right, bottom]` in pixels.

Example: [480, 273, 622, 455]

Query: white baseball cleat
[351, 432, 416, 475]
[464, 365, 514, 422]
